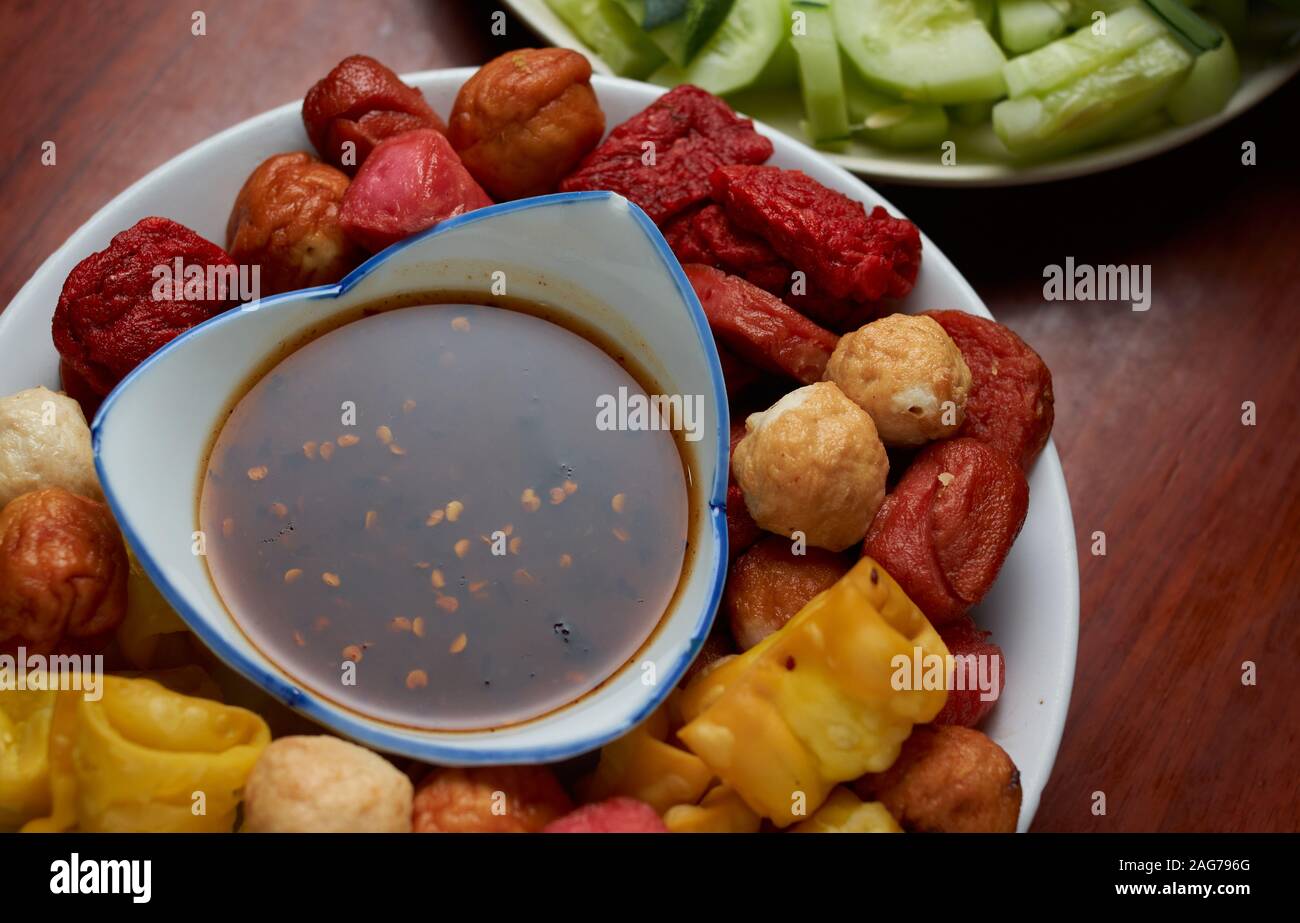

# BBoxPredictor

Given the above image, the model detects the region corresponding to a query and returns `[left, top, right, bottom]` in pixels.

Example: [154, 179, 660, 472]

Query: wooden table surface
[1, 0, 1295, 832]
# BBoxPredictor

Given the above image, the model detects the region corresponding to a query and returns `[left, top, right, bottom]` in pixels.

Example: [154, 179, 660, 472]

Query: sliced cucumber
[949, 99, 994, 125]
[1065, 0, 1138, 28]
[1165, 25, 1239, 124]
[1003, 4, 1166, 98]
[749, 22, 799, 88]
[845, 61, 951, 149]
[791, 1, 850, 144]
[645, 17, 691, 65]
[683, 0, 738, 59]
[1198, 0, 1247, 36]
[997, 0, 1071, 54]
[1142, 0, 1223, 52]
[1113, 108, 1170, 140]
[613, 0, 689, 27]
[621, 0, 722, 66]
[650, 0, 786, 95]
[738, 0, 798, 89]
[993, 33, 1194, 158]
[548, 0, 669, 78]
[833, 0, 1007, 104]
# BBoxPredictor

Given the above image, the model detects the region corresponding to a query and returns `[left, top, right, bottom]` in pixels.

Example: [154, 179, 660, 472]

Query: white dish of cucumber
[510, 0, 1300, 186]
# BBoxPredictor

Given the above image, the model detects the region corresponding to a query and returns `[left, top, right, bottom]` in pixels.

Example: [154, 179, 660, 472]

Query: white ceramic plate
[0, 70, 1078, 830]
[504, 0, 1300, 187]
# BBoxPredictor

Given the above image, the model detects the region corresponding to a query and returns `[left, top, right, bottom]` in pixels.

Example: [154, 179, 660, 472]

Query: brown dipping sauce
[199, 302, 689, 730]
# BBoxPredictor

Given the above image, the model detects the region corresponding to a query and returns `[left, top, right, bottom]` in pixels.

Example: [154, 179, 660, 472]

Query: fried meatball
[827, 314, 971, 447]
[855, 725, 1021, 832]
[731, 382, 888, 552]
[52, 217, 238, 398]
[226, 152, 364, 296]
[242, 735, 413, 833]
[0, 387, 100, 510]
[412, 765, 573, 833]
[724, 536, 853, 650]
[302, 54, 447, 173]
[448, 48, 605, 201]
[0, 488, 127, 655]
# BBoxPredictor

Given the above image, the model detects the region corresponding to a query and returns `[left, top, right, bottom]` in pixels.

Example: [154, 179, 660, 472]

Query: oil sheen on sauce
[199, 303, 689, 730]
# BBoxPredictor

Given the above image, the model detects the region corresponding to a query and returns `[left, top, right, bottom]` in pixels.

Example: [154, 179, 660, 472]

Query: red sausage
[559, 84, 773, 225]
[932, 616, 1005, 728]
[715, 343, 765, 399]
[710, 165, 922, 302]
[339, 129, 492, 252]
[664, 204, 885, 333]
[924, 310, 1054, 470]
[684, 263, 839, 385]
[863, 438, 1028, 626]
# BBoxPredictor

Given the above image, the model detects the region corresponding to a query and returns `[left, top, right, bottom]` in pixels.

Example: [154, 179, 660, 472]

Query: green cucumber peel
[1141, 0, 1224, 53]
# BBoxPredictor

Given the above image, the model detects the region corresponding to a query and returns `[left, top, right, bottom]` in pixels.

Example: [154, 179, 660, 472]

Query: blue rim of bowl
[91, 190, 730, 764]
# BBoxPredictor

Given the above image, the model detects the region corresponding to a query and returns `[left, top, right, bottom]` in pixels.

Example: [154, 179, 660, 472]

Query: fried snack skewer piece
[677, 557, 948, 827]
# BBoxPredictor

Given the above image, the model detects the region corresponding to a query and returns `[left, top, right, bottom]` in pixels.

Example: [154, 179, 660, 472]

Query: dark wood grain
[1, 0, 1296, 832]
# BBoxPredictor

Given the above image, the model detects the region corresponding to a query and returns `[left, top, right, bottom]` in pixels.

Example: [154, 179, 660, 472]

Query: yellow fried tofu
[677, 557, 948, 827]
[790, 787, 902, 833]
[578, 705, 714, 815]
[664, 784, 761, 834]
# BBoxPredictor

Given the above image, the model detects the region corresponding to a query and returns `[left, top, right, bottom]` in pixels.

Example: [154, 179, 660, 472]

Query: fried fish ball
[242, 735, 413, 833]
[0, 387, 100, 509]
[225, 152, 364, 296]
[0, 488, 126, 655]
[448, 48, 605, 201]
[855, 725, 1021, 833]
[731, 382, 888, 552]
[826, 314, 971, 447]
[724, 536, 853, 650]
[411, 765, 573, 833]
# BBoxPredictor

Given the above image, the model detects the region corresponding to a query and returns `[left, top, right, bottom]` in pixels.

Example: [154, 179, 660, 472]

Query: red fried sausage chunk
[710, 165, 922, 302]
[662, 204, 792, 294]
[303, 54, 447, 173]
[932, 616, 1006, 728]
[339, 129, 492, 253]
[663, 203, 885, 333]
[924, 310, 1054, 470]
[543, 797, 668, 833]
[559, 85, 773, 224]
[684, 264, 839, 386]
[715, 344, 766, 399]
[862, 438, 1028, 626]
[783, 286, 887, 335]
[52, 217, 238, 399]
